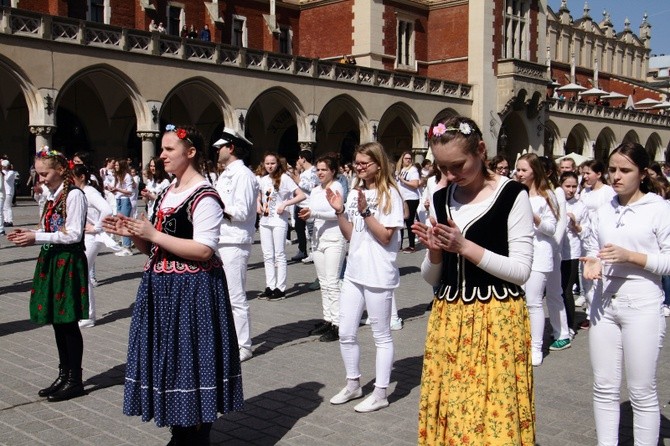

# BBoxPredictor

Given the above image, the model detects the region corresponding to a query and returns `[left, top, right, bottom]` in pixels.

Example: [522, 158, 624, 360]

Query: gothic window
[88, 0, 104, 23]
[232, 15, 247, 47]
[396, 18, 415, 70]
[279, 27, 292, 55]
[168, 5, 183, 36]
[503, 0, 530, 60]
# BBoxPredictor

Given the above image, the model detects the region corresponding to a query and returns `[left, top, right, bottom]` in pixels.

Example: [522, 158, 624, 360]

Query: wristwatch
[361, 208, 372, 218]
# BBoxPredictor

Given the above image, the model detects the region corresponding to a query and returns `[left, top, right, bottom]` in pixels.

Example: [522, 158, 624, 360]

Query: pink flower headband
[430, 122, 474, 138]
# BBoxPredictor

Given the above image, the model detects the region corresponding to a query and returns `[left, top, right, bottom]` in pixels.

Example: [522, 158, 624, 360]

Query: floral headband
[165, 124, 192, 143]
[430, 122, 475, 138]
[36, 146, 74, 169]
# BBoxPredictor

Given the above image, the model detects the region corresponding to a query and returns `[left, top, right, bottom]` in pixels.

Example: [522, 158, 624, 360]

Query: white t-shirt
[144, 178, 171, 219]
[158, 181, 222, 251]
[3, 170, 16, 196]
[398, 166, 421, 201]
[309, 181, 344, 241]
[258, 173, 299, 227]
[580, 184, 615, 217]
[344, 187, 404, 288]
[114, 173, 134, 200]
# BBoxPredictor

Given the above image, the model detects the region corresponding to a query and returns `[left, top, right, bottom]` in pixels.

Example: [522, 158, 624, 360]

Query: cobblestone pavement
[1, 200, 669, 445]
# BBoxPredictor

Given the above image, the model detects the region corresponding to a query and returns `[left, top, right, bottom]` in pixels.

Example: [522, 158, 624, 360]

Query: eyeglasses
[403, 157, 412, 160]
[354, 161, 376, 169]
[496, 166, 510, 172]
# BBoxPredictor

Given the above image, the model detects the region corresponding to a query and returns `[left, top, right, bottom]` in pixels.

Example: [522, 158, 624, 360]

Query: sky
[549, 1, 670, 57]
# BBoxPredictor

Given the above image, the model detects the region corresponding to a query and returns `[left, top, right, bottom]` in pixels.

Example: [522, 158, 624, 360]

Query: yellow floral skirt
[418, 295, 535, 446]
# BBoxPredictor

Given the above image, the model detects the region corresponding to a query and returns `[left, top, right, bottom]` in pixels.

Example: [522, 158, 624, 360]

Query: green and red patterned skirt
[30, 242, 89, 325]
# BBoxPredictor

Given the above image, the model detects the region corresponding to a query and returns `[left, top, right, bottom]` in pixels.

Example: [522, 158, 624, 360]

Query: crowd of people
[4, 115, 670, 445]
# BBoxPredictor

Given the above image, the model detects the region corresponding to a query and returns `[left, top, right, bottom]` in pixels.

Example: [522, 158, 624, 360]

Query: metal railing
[548, 98, 670, 126]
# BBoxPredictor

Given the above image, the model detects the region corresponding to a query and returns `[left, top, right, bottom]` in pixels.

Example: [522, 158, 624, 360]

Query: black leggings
[560, 259, 578, 331]
[401, 199, 420, 249]
[53, 322, 83, 371]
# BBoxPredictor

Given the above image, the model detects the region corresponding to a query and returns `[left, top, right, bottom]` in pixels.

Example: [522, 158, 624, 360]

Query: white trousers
[312, 235, 346, 325]
[259, 223, 288, 291]
[524, 270, 548, 352]
[338, 280, 394, 388]
[589, 291, 665, 446]
[546, 266, 570, 340]
[3, 192, 13, 223]
[0, 192, 4, 231]
[218, 244, 252, 351]
[84, 235, 103, 321]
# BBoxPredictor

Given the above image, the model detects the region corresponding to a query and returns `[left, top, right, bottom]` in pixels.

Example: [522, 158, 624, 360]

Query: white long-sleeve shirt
[216, 159, 259, 245]
[421, 176, 534, 287]
[82, 185, 112, 235]
[585, 192, 670, 298]
[34, 183, 87, 245]
[529, 192, 558, 273]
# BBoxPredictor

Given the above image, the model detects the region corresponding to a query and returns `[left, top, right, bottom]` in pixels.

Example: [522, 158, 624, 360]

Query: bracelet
[335, 206, 346, 215]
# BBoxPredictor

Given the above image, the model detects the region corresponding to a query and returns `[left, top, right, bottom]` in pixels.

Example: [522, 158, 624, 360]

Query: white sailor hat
[213, 127, 252, 149]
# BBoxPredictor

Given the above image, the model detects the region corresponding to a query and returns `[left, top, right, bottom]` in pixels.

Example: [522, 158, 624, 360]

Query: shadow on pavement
[399, 265, 421, 276]
[97, 271, 144, 286]
[0, 318, 38, 337]
[389, 355, 423, 405]
[213, 381, 325, 445]
[97, 303, 135, 325]
[251, 318, 322, 357]
[84, 363, 127, 393]
[0, 278, 33, 296]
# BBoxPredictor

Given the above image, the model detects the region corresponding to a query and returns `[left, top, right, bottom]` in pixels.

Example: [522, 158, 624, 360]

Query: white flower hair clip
[430, 121, 475, 138]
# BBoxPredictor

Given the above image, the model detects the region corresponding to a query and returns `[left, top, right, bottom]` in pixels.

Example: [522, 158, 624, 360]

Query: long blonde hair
[352, 142, 399, 215]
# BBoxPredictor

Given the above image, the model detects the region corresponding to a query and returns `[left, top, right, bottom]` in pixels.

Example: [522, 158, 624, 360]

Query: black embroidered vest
[434, 180, 526, 302]
[146, 183, 224, 273]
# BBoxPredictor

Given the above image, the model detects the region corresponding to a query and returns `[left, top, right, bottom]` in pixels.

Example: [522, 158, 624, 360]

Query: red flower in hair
[68, 160, 75, 169]
[176, 128, 188, 140]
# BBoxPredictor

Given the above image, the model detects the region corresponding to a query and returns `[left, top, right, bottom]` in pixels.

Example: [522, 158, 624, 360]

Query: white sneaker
[569, 328, 576, 340]
[330, 386, 363, 405]
[115, 248, 133, 257]
[301, 254, 313, 264]
[78, 319, 95, 328]
[239, 347, 253, 362]
[90, 278, 98, 287]
[531, 349, 543, 367]
[354, 394, 389, 413]
[390, 317, 403, 331]
[663, 305, 670, 317]
[574, 295, 586, 307]
[361, 317, 371, 325]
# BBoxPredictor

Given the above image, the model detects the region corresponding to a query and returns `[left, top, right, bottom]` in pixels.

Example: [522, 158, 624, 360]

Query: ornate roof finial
[560, 0, 569, 12]
[624, 17, 631, 32]
[583, 1, 590, 19]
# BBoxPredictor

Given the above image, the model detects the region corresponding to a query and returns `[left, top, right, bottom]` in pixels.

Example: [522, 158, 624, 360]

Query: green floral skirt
[30, 243, 89, 325]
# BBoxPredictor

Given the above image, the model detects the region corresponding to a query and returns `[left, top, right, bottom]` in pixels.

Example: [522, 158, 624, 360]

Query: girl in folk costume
[326, 142, 404, 413]
[103, 125, 243, 445]
[256, 152, 306, 301]
[412, 117, 535, 444]
[71, 164, 113, 328]
[7, 147, 89, 402]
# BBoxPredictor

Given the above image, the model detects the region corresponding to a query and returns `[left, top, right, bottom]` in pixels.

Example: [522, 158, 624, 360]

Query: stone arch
[377, 102, 420, 160]
[622, 129, 640, 145]
[161, 77, 233, 150]
[544, 120, 561, 157]
[56, 65, 148, 163]
[499, 112, 529, 162]
[593, 127, 617, 162]
[429, 108, 459, 126]
[316, 94, 368, 163]
[0, 56, 40, 185]
[565, 124, 591, 157]
[645, 132, 663, 161]
[246, 87, 306, 164]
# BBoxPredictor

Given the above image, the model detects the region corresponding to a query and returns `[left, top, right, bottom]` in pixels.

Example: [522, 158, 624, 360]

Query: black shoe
[308, 278, 321, 291]
[47, 368, 86, 402]
[309, 321, 331, 336]
[38, 365, 68, 397]
[4, 222, 12, 227]
[319, 325, 339, 342]
[291, 251, 307, 261]
[268, 289, 286, 301]
[258, 287, 273, 300]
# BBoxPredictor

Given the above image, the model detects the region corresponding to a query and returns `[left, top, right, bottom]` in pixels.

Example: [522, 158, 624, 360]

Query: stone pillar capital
[299, 141, 315, 152]
[30, 125, 57, 136]
[137, 131, 160, 141]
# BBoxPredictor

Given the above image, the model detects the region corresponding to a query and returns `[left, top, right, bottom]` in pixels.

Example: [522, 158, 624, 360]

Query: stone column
[137, 132, 159, 168]
[299, 141, 315, 152]
[30, 126, 56, 151]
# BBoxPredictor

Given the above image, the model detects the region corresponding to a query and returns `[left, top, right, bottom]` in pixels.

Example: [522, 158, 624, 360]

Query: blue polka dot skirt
[123, 267, 244, 427]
